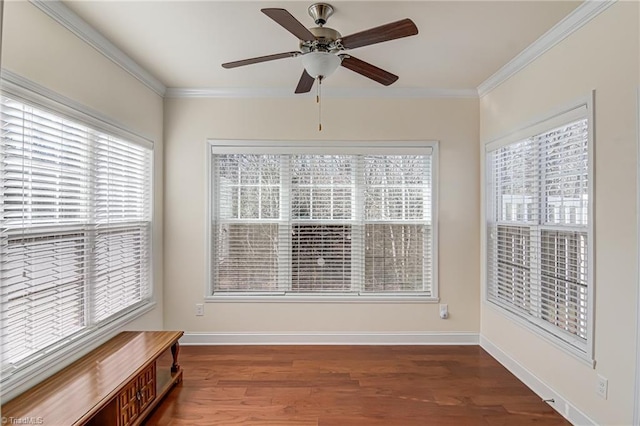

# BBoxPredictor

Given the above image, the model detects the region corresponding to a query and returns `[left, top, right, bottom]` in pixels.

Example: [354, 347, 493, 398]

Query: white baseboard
[480, 335, 595, 426]
[180, 331, 479, 346]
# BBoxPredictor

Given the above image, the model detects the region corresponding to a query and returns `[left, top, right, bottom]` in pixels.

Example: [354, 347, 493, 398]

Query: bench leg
[171, 341, 180, 373]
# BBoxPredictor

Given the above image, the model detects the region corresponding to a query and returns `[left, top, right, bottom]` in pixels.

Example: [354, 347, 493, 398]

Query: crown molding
[165, 87, 478, 99]
[30, 0, 611, 100]
[29, 0, 166, 97]
[477, 0, 616, 97]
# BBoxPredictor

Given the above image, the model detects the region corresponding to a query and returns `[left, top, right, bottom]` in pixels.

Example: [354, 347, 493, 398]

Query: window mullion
[86, 128, 97, 328]
[352, 156, 364, 293]
[279, 155, 291, 292]
[533, 136, 546, 320]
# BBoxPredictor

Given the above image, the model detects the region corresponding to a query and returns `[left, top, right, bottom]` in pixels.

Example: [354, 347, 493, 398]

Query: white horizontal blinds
[1, 94, 153, 372]
[541, 119, 589, 226]
[540, 230, 588, 339]
[363, 155, 432, 294]
[211, 148, 434, 296]
[2, 98, 92, 227]
[539, 119, 589, 339]
[213, 154, 281, 291]
[2, 232, 86, 366]
[290, 155, 354, 292]
[1, 97, 91, 367]
[488, 138, 538, 314]
[93, 133, 152, 321]
[487, 116, 589, 346]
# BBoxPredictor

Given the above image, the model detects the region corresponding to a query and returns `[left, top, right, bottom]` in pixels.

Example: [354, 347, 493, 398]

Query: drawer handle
[136, 390, 142, 402]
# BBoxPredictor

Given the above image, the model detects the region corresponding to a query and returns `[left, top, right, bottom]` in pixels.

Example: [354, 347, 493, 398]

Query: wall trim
[180, 332, 479, 346]
[477, 0, 616, 97]
[164, 87, 479, 99]
[480, 335, 596, 426]
[29, 0, 166, 97]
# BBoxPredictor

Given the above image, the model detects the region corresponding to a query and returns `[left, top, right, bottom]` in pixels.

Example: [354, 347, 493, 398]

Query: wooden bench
[1, 331, 183, 426]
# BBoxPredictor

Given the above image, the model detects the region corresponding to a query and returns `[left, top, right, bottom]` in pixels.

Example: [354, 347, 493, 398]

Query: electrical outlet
[439, 304, 449, 319]
[195, 303, 204, 316]
[596, 375, 608, 399]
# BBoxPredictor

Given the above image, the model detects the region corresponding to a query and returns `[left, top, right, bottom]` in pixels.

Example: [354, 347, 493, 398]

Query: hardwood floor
[146, 345, 570, 425]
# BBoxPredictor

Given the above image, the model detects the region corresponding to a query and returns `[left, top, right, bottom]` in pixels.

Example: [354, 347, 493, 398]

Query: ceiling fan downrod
[308, 3, 334, 27]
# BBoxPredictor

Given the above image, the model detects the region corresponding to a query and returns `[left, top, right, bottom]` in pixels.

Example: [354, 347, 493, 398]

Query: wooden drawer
[138, 362, 156, 412]
[118, 380, 140, 426]
[117, 363, 156, 426]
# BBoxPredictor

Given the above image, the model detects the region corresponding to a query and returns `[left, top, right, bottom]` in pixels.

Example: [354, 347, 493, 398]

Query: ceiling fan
[222, 3, 419, 94]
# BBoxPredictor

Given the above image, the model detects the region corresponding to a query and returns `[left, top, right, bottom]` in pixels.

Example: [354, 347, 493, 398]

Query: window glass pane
[2, 98, 91, 228]
[364, 224, 425, 292]
[364, 155, 430, 221]
[291, 155, 353, 220]
[540, 230, 588, 339]
[215, 223, 279, 291]
[291, 224, 352, 292]
[217, 154, 280, 219]
[541, 119, 589, 226]
[490, 224, 532, 313]
[2, 231, 87, 366]
[94, 224, 150, 322]
[493, 139, 538, 224]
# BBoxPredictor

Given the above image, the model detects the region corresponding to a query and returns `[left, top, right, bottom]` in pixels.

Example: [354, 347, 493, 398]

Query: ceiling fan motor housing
[301, 26, 342, 53]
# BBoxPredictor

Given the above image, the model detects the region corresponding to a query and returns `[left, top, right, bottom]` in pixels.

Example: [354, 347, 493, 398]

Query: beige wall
[163, 96, 480, 334]
[2, 1, 164, 330]
[480, 2, 639, 424]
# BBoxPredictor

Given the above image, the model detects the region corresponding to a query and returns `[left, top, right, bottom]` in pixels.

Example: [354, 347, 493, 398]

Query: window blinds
[487, 116, 589, 348]
[363, 155, 432, 293]
[0, 96, 152, 370]
[211, 149, 434, 296]
[93, 134, 151, 322]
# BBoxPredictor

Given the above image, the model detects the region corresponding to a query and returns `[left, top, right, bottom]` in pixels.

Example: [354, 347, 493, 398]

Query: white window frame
[0, 72, 156, 399]
[483, 93, 595, 365]
[205, 140, 439, 303]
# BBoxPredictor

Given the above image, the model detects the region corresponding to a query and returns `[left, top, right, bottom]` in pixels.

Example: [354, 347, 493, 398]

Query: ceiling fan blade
[295, 70, 315, 94]
[340, 18, 418, 50]
[222, 52, 299, 69]
[262, 8, 316, 41]
[340, 56, 398, 86]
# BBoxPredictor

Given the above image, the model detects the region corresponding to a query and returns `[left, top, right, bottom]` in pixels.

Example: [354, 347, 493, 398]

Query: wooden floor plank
[146, 345, 570, 425]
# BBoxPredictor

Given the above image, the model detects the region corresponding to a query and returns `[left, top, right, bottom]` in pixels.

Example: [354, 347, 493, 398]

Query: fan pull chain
[317, 76, 322, 131]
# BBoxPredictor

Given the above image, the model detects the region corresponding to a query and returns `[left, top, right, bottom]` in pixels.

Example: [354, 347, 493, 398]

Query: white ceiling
[63, 1, 581, 92]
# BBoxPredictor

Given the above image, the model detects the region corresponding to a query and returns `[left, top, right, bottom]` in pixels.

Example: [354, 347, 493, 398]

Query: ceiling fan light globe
[302, 52, 341, 79]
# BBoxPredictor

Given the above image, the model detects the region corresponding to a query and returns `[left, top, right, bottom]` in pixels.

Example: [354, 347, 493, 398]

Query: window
[485, 102, 592, 358]
[0, 92, 153, 378]
[209, 142, 437, 299]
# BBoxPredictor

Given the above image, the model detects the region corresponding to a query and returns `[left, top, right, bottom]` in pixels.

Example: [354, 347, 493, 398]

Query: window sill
[1, 301, 157, 401]
[205, 293, 439, 303]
